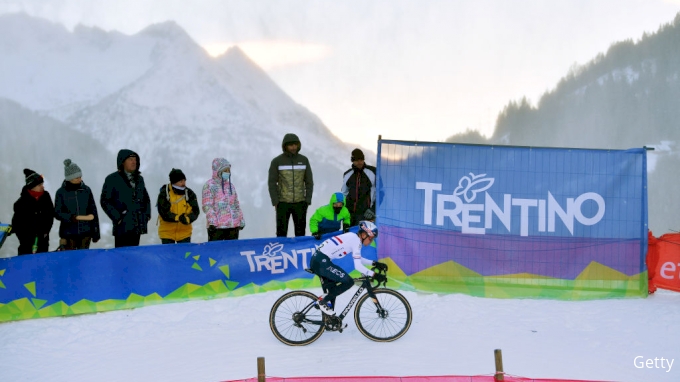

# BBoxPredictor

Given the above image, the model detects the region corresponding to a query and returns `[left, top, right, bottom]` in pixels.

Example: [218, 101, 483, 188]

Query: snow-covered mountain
[0, 13, 369, 253]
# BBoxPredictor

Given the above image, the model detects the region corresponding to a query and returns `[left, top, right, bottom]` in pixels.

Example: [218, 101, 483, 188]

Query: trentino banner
[0, 229, 376, 322]
[376, 141, 648, 299]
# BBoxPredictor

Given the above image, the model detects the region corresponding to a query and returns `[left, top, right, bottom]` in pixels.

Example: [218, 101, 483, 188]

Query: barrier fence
[376, 141, 648, 300]
[223, 354, 611, 382]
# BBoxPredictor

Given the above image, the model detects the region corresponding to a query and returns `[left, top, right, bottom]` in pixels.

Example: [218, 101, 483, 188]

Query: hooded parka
[100, 149, 151, 236]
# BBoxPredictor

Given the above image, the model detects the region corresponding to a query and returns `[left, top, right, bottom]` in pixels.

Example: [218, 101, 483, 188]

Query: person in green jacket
[310, 192, 351, 240]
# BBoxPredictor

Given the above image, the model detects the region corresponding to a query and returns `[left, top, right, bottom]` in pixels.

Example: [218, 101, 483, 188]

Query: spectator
[342, 148, 377, 226]
[268, 133, 314, 237]
[11, 169, 54, 255]
[157, 168, 200, 244]
[310, 192, 351, 240]
[54, 159, 101, 250]
[100, 149, 151, 248]
[202, 158, 245, 241]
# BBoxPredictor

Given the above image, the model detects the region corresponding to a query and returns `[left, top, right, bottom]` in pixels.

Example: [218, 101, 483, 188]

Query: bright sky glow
[2, 0, 680, 151]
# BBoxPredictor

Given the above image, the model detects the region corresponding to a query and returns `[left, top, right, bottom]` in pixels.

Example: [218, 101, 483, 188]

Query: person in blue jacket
[309, 192, 351, 239]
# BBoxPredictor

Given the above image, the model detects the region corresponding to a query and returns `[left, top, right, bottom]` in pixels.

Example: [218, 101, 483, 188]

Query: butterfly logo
[453, 173, 494, 203]
[262, 242, 284, 258]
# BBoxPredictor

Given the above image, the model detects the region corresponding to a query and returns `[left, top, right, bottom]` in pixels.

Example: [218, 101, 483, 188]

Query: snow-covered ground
[0, 286, 678, 382]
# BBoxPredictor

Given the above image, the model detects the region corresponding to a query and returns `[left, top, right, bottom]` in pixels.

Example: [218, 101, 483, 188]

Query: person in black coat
[12, 169, 54, 255]
[100, 149, 151, 248]
[341, 149, 378, 226]
[54, 159, 101, 250]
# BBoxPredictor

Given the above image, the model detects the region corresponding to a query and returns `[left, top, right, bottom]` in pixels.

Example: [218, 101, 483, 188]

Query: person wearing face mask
[202, 158, 245, 241]
[157, 168, 200, 244]
[54, 159, 101, 250]
[12, 168, 54, 255]
[309, 192, 351, 240]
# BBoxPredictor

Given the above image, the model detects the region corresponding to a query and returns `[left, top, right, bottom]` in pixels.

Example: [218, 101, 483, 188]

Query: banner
[648, 233, 680, 292]
[0, 223, 10, 251]
[376, 141, 648, 299]
[0, 228, 376, 322]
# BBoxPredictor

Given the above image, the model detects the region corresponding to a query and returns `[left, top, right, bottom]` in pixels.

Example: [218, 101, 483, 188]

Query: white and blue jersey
[315, 232, 375, 277]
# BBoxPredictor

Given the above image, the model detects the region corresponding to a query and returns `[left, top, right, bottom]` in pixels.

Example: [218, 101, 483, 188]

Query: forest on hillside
[448, 13, 680, 234]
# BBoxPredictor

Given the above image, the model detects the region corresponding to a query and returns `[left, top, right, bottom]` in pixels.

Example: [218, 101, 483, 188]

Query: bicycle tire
[269, 290, 325, 346]
[354, 288, 412, 342]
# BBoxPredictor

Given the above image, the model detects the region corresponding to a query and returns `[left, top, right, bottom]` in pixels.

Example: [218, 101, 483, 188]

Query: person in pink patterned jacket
[201, 158, 245, 241]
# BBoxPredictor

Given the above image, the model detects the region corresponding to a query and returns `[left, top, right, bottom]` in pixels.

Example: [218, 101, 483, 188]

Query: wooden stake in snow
[257, 357, 265, 382]
[494, 349, 504, 381]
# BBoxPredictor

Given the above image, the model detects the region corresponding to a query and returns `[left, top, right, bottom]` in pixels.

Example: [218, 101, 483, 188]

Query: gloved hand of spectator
[313, 232, 322, 240]
[372, 272, 387, 285]
[239, 221, 245, 230]
[179, 214, 190, 225]
[372, 261, 388, 272]
[343, 224, 350, 233]
[117, 210, 127, 225]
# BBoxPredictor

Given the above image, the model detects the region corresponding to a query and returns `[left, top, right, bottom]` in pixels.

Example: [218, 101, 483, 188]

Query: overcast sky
[2, 0, 680, 151]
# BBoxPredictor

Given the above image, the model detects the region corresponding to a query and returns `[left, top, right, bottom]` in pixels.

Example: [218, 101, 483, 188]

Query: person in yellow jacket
[157, 168, 200, 244]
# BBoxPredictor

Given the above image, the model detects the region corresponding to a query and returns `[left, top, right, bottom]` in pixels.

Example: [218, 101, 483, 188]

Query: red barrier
[225, 375, 610, 382]
[648, 233, 680, 293]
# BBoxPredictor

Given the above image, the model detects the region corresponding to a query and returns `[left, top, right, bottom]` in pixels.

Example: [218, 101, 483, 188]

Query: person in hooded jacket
[54, 159, 101, 250]
[157, 168, 200, 244]
[202, 158, 245, 241]
[12, 169, 54, 255]
[268, 133, 314, 237]
[100, 149, 151, 248]
[309, 192, 351, 239]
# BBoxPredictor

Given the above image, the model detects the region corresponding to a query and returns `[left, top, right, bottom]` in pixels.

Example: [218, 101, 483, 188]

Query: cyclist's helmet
[358, 220, 378, 238]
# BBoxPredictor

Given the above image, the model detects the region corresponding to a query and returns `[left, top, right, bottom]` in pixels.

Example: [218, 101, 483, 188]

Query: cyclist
[309, 220, 387, 316]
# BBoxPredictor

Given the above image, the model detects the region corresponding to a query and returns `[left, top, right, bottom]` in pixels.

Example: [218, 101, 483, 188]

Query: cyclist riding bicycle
[309, 220, 387, 316]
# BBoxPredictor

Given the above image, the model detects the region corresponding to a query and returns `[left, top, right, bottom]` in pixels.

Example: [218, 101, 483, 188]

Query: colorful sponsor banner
[647, 233, 680, 293]
[0, 223, 10, 250]
[0, 229, 376, 322]
[376, 141, 648, 299]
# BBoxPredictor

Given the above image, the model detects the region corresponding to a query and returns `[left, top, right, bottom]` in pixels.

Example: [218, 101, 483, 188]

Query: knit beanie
[169, 168, 186, 184]
[63, 159, 83, 181]
[24, 168, 44, 189]
[351, 148, 365, 161]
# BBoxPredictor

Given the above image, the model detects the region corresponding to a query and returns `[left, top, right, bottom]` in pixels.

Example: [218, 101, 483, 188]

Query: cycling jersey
[316, 232, 375, 276]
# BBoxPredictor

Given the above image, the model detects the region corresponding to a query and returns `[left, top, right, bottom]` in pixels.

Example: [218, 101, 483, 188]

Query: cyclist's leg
[310, 251, 352, 303]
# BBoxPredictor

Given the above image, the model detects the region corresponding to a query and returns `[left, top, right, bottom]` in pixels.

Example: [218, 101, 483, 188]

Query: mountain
[0, 13, 366, 256]
[447, 13, 680, 235]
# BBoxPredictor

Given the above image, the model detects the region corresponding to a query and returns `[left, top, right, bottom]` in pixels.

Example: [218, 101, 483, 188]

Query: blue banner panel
[376, 141, 648, 297]
[0, 228, 376, 322]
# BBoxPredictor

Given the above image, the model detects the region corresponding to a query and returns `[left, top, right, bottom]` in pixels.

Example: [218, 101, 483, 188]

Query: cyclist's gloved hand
[372, 272, 387, 285]
[372, 261, 388, 272]
[313, 232, 322, 240]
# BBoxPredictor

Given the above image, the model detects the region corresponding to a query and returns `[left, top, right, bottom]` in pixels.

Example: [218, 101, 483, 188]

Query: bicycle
[269, 266, 412, 346]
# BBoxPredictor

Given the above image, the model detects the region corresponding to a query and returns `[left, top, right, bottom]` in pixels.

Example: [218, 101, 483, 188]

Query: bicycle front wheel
[269, 290, 325, 346]
[354, 288, 412, 342]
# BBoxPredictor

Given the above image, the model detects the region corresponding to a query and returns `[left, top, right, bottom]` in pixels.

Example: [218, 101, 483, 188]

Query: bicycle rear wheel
[269, 290, 325, 346]
[354, 288, 412, 342]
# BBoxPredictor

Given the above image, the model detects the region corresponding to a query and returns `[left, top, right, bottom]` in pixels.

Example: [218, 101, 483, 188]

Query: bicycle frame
[296, 276, 379, 327]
